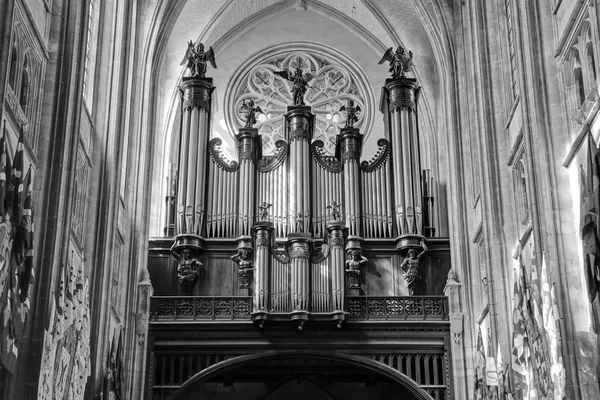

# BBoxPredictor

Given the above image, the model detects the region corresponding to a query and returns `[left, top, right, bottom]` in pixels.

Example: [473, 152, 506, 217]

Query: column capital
[236, 128, 260, 162]
[180, 77, 215, 111]
[336, 127, 363, 161]
[384, 78, 420, 112]
[285, 106, 314, 142]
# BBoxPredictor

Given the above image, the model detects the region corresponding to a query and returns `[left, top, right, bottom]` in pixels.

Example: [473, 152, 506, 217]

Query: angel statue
[378, 46, 415, 79]
[231, 248, 254, 289]
[345, 249, 368, 288]
[339, 100, 361, 128]
[180, 41, 217, 78]
[401, 240, 427, 295]
[274, 61, 314, 106]
[240, 99, 263, 128]
[327, 201, 342, 221]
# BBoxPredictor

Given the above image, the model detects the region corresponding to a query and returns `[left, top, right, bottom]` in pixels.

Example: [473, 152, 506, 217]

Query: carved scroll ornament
[257, 140, 288, 172]
[208, 138, 239, 172]
[311, 140, 342, 172]
[360, 139, 391, 172]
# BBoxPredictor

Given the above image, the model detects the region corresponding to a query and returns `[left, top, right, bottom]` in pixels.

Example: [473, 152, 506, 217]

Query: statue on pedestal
[181, 41, 217, 78]
[378, 45, 415, 79]
[340, 100, 361, 128]
[231, 248, 254, 289]
[240, 99, 263, 127]
[346, 249, 367, 288]
[274, 61, 314, 106]
[401, 241, 427, 295]
[172, 248, 202, 285]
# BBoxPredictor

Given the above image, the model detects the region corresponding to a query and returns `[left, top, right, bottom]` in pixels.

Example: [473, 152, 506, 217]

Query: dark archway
[168, 351, 435, 400]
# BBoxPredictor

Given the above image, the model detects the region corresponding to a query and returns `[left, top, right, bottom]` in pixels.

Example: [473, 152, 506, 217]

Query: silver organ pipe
[176, 80, 213, 236]
[386, 79, 422, 239]
[168, 73, 436, 323]
[360, 138, 393, 239]
[339, 128, 363, 237]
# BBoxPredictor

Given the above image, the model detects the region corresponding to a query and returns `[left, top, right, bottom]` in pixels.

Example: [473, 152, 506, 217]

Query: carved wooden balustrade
[149, 295, 448, 322]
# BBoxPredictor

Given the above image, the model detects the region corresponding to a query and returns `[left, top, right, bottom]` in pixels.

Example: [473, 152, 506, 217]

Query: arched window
[8, 42, 18, 90]
[573, 49, 585, 106]
[19, 55, 30, 111]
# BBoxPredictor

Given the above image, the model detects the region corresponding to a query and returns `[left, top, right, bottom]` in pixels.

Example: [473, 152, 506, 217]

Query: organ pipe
[384, 77, 425, 252]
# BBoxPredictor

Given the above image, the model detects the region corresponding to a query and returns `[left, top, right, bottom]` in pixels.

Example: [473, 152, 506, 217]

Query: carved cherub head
[407, 249, 417, 259]
[181, 249, 191, 259]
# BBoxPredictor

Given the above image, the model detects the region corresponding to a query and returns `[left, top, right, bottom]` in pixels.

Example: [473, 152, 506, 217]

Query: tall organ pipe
[384, 78, 424, 252]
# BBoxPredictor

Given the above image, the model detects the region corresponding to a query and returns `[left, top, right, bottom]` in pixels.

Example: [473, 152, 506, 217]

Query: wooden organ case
[146, 66, 453, 400]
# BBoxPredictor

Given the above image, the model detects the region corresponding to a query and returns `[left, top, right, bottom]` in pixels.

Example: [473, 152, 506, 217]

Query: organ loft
[147, 43, 452, 399]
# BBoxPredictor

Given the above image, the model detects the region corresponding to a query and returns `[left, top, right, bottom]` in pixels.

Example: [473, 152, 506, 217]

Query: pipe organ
[167, 60, 435, 328]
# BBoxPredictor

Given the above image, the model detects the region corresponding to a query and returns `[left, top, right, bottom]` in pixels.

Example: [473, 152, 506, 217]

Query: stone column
[286, 106, 313, 232]
[385, 78, 424, 253]
[173, 77, 214, 257]
[338, 127, 363, 236]
[327, 221, 346, 325]
[252, 222, 273, 326]
[236, 128, 260, 236]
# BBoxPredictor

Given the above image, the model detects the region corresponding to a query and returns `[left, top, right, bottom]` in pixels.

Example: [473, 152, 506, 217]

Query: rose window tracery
[229, 49, 371, 156]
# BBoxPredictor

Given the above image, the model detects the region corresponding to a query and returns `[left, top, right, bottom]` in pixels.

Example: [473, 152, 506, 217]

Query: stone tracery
[231, 50, 370, 155]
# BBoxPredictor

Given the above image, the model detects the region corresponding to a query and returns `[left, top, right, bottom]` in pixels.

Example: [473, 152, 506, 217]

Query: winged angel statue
[180, 41, 217, 78]
[378, 46, 415, 79]
[274, 63, 314, 106]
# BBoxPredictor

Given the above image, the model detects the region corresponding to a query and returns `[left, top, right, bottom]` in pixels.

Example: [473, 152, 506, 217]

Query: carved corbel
[232, 237, 254, 289]
[270, 243, 291, 264]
